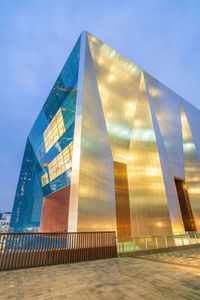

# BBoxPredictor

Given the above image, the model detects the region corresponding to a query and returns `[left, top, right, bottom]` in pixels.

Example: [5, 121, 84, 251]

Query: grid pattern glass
[48, 142, 73, 182]
[41, 173, 48, 187]
[43, 108, 65, 153]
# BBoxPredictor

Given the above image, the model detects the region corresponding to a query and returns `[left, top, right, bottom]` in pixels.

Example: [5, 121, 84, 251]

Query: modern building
[0, 212, 11, 232]
[10, 32, 200, 238]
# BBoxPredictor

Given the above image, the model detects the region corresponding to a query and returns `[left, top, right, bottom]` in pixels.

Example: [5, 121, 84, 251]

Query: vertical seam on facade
[67, 31, 87, 232]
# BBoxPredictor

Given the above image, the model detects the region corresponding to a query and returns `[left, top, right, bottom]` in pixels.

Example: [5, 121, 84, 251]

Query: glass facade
[10, 37, 81, 232]
[10, 31, 200, 236]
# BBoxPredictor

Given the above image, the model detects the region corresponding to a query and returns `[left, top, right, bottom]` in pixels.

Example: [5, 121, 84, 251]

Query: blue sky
[0, 0, 200, 211]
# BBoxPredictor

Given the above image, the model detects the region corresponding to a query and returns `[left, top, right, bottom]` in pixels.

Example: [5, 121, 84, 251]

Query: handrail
[0, 231, 116, 235]
[117, 231, 198, 240]
[116, 231, 200, 255]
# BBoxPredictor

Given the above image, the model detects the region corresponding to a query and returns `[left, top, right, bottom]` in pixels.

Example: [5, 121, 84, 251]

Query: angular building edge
[10, 31, 200, 237]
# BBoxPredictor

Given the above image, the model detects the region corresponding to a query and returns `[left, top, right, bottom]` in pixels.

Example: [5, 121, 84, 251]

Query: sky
[0, 0, 200, 211]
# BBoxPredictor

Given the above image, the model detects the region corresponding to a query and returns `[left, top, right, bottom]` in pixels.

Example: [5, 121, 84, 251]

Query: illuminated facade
[10, 32, 200, 237]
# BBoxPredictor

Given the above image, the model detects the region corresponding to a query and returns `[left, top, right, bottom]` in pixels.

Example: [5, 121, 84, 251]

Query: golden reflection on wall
[143, 73, 185, 235]
[114, 161, 132, 238]
[181, 106, 200, 230]
[75, 37, 116, 232]
[48, 142, 73, 182]
[143, 73, 185, 179]
[128, 74, 172, 236]
[43, 108, 66, 153]
[87, 33, 140, 165]
[41, 173, 48, 187]
[88, 33, 173, 237]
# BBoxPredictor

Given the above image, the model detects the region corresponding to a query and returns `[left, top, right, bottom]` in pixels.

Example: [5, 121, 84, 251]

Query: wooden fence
[0, 231, 117, 271]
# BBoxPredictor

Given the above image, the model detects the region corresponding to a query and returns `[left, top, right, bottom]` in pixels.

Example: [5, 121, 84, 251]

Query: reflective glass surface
[41, 173, 48, 187]
[43, 108, 66, 153]
[10, 37, 81, 232]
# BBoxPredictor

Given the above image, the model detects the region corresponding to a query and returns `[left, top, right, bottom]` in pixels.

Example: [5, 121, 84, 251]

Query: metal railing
[117, 231, 200, 255]
[0, 231, 117, 271]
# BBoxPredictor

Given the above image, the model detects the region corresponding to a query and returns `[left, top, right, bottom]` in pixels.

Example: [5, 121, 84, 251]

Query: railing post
[145, 238, 148, 250]
[194, 233, 198, 244]
[155, 237, 158, 249]
[164, 236, 168, 248]
[186, 232, 191, 245]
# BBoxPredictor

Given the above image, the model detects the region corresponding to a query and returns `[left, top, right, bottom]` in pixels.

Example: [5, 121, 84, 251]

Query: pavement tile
[0, 248, 200, 299]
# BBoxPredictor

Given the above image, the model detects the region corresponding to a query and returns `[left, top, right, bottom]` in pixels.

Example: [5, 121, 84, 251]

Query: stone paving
[0, 247, 200, 300]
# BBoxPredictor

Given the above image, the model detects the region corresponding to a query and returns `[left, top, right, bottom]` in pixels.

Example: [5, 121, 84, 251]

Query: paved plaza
[0, 247, 200, 300]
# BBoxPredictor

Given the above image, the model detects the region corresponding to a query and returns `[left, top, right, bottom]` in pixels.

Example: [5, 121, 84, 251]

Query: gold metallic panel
[69, 32, 116, 232]
[181, 105, 200, 231]
[144, 76, 185, 234]
[128, 74, 172, 236]
[88, 33, 173, 237]
[48, 142, 73, 181]
[43, 108, 65, 153]
[114, 161, 131, 238]
[88, 33, 140, 165]
[144, 73, 184, 179]
[76, 36, 116, 232]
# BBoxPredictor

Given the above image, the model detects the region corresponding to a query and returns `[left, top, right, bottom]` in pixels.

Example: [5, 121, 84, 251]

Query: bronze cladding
[174, 178, 196, 231]
[114, 161, 132, 238]
[40, 185, 71, 233]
